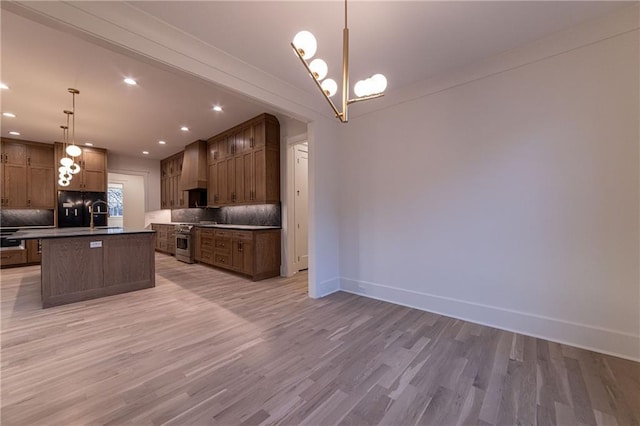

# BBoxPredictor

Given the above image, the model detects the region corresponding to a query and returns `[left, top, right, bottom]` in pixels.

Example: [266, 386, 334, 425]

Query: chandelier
[291, 0, 387, 123]
[58, 88, 82, 187]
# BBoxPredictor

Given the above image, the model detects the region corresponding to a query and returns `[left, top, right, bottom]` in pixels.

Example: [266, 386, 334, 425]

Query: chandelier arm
[291, 43, 345, 122]
[342, 27, 349, 123]
[347, 93, 384, 105]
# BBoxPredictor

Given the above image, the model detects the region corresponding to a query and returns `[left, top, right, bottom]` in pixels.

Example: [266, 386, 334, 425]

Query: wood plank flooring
[1, 253, 639, 425]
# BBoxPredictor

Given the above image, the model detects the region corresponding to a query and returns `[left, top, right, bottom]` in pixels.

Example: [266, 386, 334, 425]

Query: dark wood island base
[40, 232, 155, 308]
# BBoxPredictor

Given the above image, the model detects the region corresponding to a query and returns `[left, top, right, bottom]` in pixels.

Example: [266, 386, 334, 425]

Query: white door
[294, 144, 309, 271]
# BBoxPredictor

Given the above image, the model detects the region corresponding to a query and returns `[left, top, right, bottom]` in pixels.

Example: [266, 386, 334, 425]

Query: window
[107, 184, 124, 217]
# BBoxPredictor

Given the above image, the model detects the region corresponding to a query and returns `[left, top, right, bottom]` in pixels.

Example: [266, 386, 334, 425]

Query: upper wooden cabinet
[54, 143, 107, 192]
[1, 138, 55, 209]
[207, 113, 280, 206]
[160, 152, 188, 209]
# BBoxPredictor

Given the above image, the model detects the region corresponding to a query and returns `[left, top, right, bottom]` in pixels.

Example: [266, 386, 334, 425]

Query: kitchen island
[11, 228, 155, 308]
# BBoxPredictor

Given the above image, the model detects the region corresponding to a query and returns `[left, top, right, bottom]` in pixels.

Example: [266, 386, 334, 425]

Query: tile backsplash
[171, 204, 281, 227]
[0, 209, 55, 227]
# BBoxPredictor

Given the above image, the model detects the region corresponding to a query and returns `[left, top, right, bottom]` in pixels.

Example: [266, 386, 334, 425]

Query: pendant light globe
[60, 156, 73, 168]
[66, 144, 82, 157]
[293, 31, 317, 60]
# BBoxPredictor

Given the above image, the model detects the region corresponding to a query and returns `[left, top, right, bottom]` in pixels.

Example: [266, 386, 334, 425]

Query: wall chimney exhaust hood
[180, 140, 207, 191]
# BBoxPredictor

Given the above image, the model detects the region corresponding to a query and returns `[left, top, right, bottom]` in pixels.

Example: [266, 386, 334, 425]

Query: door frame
[283, 133, 308, 277]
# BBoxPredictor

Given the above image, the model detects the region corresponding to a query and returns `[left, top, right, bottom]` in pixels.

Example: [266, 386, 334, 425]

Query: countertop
[11, 227, 155, 240]
[151, 223, 281, 231]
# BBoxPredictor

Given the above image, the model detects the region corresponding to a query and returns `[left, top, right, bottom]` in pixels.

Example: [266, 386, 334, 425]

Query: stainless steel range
[175, 224, 195, 263]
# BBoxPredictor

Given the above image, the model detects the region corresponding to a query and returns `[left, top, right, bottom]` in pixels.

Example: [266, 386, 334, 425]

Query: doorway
[294, 143, 309, 271]
[107, 173, 145, 228]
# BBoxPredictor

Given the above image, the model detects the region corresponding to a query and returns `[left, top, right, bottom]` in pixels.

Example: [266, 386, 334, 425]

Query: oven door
[175, 233, 193, 263]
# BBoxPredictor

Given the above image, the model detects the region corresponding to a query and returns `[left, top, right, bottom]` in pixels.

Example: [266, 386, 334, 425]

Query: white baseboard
[340, 277, 640, 362]
[314, 277, 341, 298]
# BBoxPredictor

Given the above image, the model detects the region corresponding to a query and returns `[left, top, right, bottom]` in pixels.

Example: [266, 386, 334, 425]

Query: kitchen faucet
[89, 200, 109, 230]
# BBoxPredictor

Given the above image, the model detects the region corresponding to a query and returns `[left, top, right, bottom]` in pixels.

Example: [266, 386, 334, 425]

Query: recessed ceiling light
[0, 83, 8, 90]
[2, 112, 16, 118]
[158, 140, 166, 145]
[124, 78, 137, 85]
[213, 105, 223, 112]
[180, 126, 189, 132]
[142, 151, 149, 155]
[85, 142, 94, 146]
[9, 131, 20, 136]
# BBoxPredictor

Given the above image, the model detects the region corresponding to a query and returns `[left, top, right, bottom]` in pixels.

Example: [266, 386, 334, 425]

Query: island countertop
[11, 227, 155, 240]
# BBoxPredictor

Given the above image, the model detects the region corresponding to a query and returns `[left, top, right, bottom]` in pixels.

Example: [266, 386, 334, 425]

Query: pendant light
[291, 0, 387, 123]
[65, 88, 82, 157]
[58, 125, 71, 187]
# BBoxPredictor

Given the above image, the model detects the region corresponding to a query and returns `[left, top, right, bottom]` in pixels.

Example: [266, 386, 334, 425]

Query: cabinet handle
[1, 256, 10, 259]
[27, 199, 31, 207]
[238, 241, 243, 252]
[27, 157, 31, 166]
[250, 137, 254, 148]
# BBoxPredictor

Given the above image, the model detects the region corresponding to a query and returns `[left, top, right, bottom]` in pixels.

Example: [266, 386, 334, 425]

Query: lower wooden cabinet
[0, 249, 27, 267]
[26, 240, 42, 263]
[151, 224, 176, 255]
[196, 227, 280, 281]
[196, 228, 215, 264]
[0, 239, 42, 268]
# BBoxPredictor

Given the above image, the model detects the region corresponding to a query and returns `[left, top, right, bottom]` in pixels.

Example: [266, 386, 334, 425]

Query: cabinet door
[82, 170, 105, 192]
[252, 147, 279, 204]
[252, 120, 266, 148]
[81, 148, 106, 192]
[169, 175, 177, 207]
[242, 125, 254, 152]
[253, 147, 267, 203]
[231, 238, 254, 274]
[28, 165, 55, 208]
[243, 151, 254, 203]
[27, 240, 42, 263]
[167, 228, 176, 254]
[2, 141, 28, 207]
[3, 141, 27, 165]
[200, 230, 215, 265]
[207, 163, 218, 206]
[241, 241, 254, 275]
[160, 159, 170, 178]
[227, 157, 236, 204]
[194, 228, 202, 262]
[207, 140, 217, 165]
[216, 159, 229, 205]
[27, 145, 55, 209]
[4, 163, 28, 207]
[234, 155, 245, 204]
[28, 144, 53, 168]
[160, 177, 167, 209]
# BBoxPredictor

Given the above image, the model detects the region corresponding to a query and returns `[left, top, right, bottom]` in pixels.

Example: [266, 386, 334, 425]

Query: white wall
[108, 153, 161, 212]
[339, 27, 639, 359]
[309, 118, 341, 297]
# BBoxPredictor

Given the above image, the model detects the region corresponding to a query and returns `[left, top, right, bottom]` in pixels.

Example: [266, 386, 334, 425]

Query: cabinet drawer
[214, 237, 231, 254]
[214, 230, 232, 238]
[214, 253, 230, 268]
[200, 249, 214, 264]
[232, 231, 252, 240]
[0, 249, 27, 266]
[201, 236, 214, 248]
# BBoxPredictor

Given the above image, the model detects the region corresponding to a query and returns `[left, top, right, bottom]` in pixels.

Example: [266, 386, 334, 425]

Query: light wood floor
[1, 254, 639, 425]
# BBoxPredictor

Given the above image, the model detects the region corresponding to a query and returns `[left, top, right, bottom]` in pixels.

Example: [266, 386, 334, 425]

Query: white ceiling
[0, 1, 631, 160]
